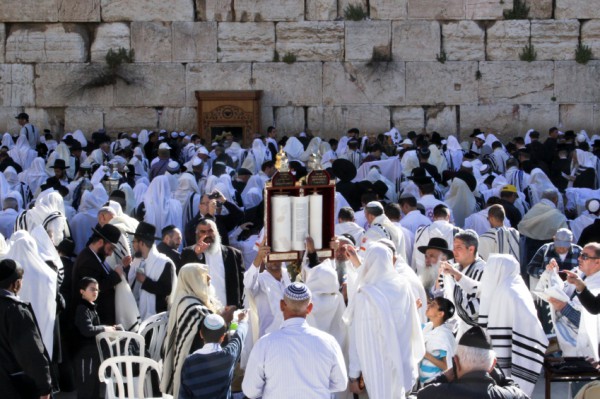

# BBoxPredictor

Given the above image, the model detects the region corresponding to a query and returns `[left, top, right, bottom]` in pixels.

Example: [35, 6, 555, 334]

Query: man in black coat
[156, 225, 183, 272]
[71, 224, 131, 325]
[0, 259, 53, 399]
[181, 218, 244, 308]
[417, 327, 528, 399]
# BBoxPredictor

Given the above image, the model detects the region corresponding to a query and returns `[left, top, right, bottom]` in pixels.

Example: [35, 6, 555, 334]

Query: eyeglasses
[580, 253, 600, 260]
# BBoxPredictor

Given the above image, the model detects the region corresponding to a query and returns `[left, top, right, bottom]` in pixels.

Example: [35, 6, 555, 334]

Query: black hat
[411, 176, 434, 186]
[469, 128, 482, 138]
[373, 180, 388, 197]
[289, 161, 307, 179]
[593, 139, 600, 148]
[110, 189, 126, 200]
[564, 130, 576, 139]
[331, 159, 357, 182]
[92, 224, 121, 245]
[127, 221, 160, 242]
[15, 112, 29, 120]
[417, 237, 454, 259]
[408, 167, 428, 179]
[50, 159, 69, 169]
[57, 238, 75, 257]
[237, 168, 253, 176]
[357, 180, 374, 192]
[161, 224, 178, 236]
[418, 147, 431, 158]
[0, 259, 20, 281]
[454, 171, 477, 192]
[458, 326, 493, 350]
[70, 140, 82, 151]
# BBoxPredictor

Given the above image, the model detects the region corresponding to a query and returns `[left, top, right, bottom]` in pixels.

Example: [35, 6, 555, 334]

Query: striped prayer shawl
[479, 227, 520, 262]
[453, 260, 485, 329]
[161, 297, 212, 398]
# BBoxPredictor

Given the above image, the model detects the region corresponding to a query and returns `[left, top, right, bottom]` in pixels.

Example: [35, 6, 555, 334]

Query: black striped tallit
[453, 260, 484, 327]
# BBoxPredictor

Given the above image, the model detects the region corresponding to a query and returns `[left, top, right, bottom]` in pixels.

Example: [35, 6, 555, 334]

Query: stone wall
[2, 0, 600, 140]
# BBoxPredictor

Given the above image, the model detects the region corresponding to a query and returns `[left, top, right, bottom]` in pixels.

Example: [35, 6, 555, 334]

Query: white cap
[192, 157, 202, 166]
[131, 133, 138, 139]
[203, 314, 226, 330]
[170, 131, 178, 138]
[197, 146, 209, 156]
[587, 199, 600, 213]
[158, 142, 171, 150]
[475, 133, 486, 141]
[401, 138, 413, 146]
[179, 131, 186, 137]
[462, 161, 473, 168]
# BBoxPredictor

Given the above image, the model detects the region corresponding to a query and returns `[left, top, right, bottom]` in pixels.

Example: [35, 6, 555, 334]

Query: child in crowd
[73, 277, 118, 399]
[419, 297, 457, 385]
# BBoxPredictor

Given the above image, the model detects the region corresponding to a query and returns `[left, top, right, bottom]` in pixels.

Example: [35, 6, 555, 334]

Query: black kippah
[458, 326, 493, 350]
[0, 259, 18, 281]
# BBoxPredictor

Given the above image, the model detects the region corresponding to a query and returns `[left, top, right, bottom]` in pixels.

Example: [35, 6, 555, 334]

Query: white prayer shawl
[334, 222, 365, 248]
[9, 134, 37, 169]
[71, 188, 106, 253]
[444, 136, 464, 172]
[464, 209, 491, 235]
[364, 167, 397, 202]
[6, 230, 57, 359]
[240, 174, 265, 207]
[129, 155, 148, 181]
[344, 243, 425, 398]
[283, 136, 305, 161]
[18, 158, 48, 197]
[478, 254, 548, 397]
[565, 187, 600, 215]
[241, 139, 269, 174]
[505, 166, 531, 194]
[143, 175, 183, 233]
[118, 183, 137, 216]
[45, 142, 76, 179]
[306, 262, 347, 349]
[570, 212, 597, 243]
[139, 246, 176, 321]
[429, 144, 448, 175]
[204, 246, 228, 307]
[337, 135, 350, 156]
[2, 132, 14, 149]
[577, 270, 600, 361]
[225, 142, 246, 166]
[420, 322, 456, 383]
[478, 226, 520, 262]
[445, 178, 477, 228]
[400, 150, 420, 176]
[0, 232, 8, 256]
[371, 214, 407, 262]
[490, 148, 509, 174]
[133, 182, 148, 207]
[395, 258, 428, 323]
[528, 168, 564, 210]
[524, 129, 534, 145]
[31, 225, 64, 288]
[173, 173, 199, 209]
[518, 199, 568, 240]
[300, 137, 322, 162]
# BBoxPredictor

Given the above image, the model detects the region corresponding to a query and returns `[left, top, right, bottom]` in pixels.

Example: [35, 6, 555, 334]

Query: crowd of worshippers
[2, 111, 600, 399]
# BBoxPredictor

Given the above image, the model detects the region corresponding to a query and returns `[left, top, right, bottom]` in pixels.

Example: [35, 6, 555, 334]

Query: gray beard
[205, 235, 222, 255]
[420, 263, 440, 292]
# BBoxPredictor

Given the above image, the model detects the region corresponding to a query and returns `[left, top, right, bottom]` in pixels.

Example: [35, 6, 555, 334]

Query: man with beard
[129, 222, 176, 321]
[157, 225, 183, 272]
[181, 219, 244, 308]
[417, 237, 455, 296]
[72, 224, 132, 325]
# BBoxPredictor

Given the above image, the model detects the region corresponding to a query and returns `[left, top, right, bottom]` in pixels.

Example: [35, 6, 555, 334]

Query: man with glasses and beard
[181, 219, 244, 308]
[416, 237, 455, 296]
[72, 224, 131, 325]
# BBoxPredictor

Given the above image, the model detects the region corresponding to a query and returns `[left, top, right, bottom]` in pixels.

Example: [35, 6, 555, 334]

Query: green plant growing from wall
[503, 0, 529, 19]
[436, 50, 447, 64]
[344, 3, 368, 21]
[519, 43, 537, 62]
[273, 50, 280, 62]
[575, 43, 593, 64]
[80, 47, 138, 90]
[282, 52, 297, 64]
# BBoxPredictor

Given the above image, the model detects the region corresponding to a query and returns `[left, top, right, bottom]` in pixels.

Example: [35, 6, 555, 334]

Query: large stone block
[131, 22, 172, 62]
[185, 63, 252, 106]
[0, 107, 63, 135]
[64, 107, 104, 133]
[582, 20, 600, 62]
[392, 21, 440, 61]
[555, 61, 600, 103]
[531, 20, 578, 61]
[392, 107, 425, 133]
[466, 0, 507, 20]
[252, 63, 322, 106]
[90, 23, 130, 63]
[159, 107, 197, 131]
[276, 22, 344, 62]
[196, 0, 233, 21]
[528, 0, 553, 19]
[306, 0, 337, 20]
[101, 0, 195, 22]
[104, 107, 157, 132]
[35, 64, 114, 107]
[218, 23, 275, 62]
[406, 62, 478, 105]
[558, 104, 600, 133]
[275, 107, 306, 133]
[172, 22, 217, 62]
[114, 64, 186, 107]
[425, 105, 456, 133]
[261, 106, 275, 132]
[0, 64, 35, 107]
[478, 61, 554, 104]
[442, 21, 485, 61]
[0, 0, 58, 22]
[323, 62, 405, 105]
[486, 20, 530, 61]
[5, 24, 89, 63]
[234, 0, 304, 21]
[407, 0, 465, 20]
[58, 0, 101, 21]
[345, 21, 391, 61]
[0, 25, 5, 64]
[460, 103, 559, 135]
[308, 106, 390, 136]
[555, 0, 600, 19]
[369, 0, 407, 20]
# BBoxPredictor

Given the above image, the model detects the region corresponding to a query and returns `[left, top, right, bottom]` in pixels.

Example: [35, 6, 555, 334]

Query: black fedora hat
[332, 158, 357, 182]
[418, 237, 454, 259]
[454, 171, 477, 192]
[50, 159, 69, 169]
[92, 224, 121, 245]
[127, 221, 160, 242]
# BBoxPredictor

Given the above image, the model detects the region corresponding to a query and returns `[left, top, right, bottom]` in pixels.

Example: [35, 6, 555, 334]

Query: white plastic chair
[138, 312, 168, 362]
[96, 331, 146, 362]
[98, 355, 167, 399]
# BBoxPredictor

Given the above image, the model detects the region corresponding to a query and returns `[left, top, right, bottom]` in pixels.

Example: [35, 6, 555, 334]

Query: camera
[208, 192, 220, 200]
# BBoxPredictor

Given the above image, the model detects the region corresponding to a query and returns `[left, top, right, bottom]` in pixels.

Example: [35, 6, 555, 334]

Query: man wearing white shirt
[334, 207, 365, 247]
[0, 197, 19, 239]
[399, 195, 431, 234]
[242, 283, 347, 399]
[16, 112, 39, 148]
[415, 176, 451, 221]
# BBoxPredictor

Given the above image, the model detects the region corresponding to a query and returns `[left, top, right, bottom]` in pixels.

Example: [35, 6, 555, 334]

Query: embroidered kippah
[284, 283, 312, 301]
[203, 314, 226, 330]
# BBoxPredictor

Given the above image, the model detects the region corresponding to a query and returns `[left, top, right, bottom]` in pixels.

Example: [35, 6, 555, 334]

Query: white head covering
[118, 183, 137, 216]
[283, 137, 304, 161]
[300, 137, 322, 162]
[241, 175, 264, 209]
[18, 157, 48, 196]
[2, 132, 14, 149]
[143, 175, 183, 233]
[72, 130, 88, 147]
[133, 182, 148, 207]
[445, 177, 477, 228]
[529, 168, 561, 209]
[9, 134, 36, 169]
[173, 173, 200, 208]
[138, 129, 149, 146]
[524, 129, 535, 145]
[78, 185, 108, 216]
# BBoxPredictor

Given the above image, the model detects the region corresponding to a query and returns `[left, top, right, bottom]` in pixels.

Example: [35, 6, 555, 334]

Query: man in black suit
[71, 224, 131, 325]
[181, 218, 244, 308]
[156, 224, 183, 272]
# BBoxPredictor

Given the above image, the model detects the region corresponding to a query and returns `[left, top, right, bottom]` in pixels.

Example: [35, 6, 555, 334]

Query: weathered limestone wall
[2, 0, 600, 140]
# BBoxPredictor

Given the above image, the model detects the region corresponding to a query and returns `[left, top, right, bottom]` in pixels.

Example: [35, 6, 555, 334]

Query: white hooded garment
[143, 175, 183, 233]
[445, 177, 476, 228]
